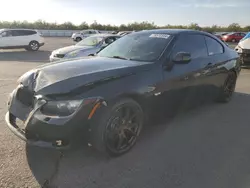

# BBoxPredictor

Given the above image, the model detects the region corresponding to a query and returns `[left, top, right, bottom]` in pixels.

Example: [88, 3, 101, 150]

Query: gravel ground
[1, 38, 250, 188]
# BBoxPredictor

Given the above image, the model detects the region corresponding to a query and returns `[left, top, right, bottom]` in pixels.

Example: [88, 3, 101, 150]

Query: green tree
[79, 22, 89, 30]
[0, 20, 249, 32]
[227, 23, 241, 32]
[188, 23, 201, 30]
[243, 25, 250, 32]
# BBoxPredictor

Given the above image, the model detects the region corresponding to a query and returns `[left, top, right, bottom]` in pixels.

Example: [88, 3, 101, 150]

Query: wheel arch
[229, 67, 239, 77]
[29, 40, 39, 45]
[110, 93, 149, 120]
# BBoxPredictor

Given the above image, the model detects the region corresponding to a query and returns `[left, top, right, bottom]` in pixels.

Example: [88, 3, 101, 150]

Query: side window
[88, 31, 95, 34]
[204, 36, 224, 55]
[11, 30, 24, 36]
[23, 30, 36, 35]
[1, 31, 12, 37]
[240, 33, 246, 37]
[171, 34, 207, 59]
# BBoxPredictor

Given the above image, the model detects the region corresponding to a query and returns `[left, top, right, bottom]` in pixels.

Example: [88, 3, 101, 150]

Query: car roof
[136, 29, 226, 40]
[138, 29, 206, 35]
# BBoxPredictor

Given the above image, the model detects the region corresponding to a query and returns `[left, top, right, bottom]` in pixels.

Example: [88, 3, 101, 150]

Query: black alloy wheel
[105, 103, 143, 155]
[90, 98, 144, 156]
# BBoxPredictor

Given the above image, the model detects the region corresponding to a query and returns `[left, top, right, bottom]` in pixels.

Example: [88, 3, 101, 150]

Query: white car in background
[71, 29, 101, 42]
[235, 32, 250, 66]
[0, 29, 44, 51]
[50, 34, 121, 62]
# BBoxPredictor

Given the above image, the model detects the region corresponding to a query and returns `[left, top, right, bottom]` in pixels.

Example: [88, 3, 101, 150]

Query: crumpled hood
[238, 38, 250, 49]
[53, 45, 94, 55]
[31, 57, 151, 95]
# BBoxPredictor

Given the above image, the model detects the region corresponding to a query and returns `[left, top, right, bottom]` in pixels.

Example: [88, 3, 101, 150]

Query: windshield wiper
[111, 56, 129, 60]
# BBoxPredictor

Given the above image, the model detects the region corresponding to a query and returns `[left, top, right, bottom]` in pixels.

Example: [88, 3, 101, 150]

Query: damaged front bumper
[5, 112, 70, 149]
[236, 49, 250, 66]
[5, 85, 100, 149]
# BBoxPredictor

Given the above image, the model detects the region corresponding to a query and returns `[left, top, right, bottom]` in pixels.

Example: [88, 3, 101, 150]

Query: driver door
[161, 33, 210, 111]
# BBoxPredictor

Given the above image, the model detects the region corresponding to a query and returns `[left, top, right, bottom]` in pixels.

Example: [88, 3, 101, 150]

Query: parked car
[235, 32, 250, 66]
[111, 31, 119, 34]
[50, 34, 121, 62]
[214, 32, 228, 40]
[5, 29, 240, 156]
[0, 29, 44, 51]
[71, 29, 100, 42]
[221, 32, 246, 43]
[117, 31, 133, 36]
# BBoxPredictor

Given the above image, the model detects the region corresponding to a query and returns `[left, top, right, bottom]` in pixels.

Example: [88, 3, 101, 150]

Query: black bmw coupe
[6, 29, 241, 156]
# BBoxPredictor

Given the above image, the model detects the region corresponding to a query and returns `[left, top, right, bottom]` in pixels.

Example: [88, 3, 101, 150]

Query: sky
[0, 0, 249, 27]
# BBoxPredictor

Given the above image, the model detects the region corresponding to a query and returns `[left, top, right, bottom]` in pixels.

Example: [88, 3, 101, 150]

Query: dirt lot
[1, 38, 250, 188]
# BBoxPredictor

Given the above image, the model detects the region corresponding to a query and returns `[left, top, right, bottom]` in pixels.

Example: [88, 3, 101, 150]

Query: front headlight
[67, 50, 80, 57]
[235, 46, 243, 53]
[41, 100, 83, 116]
[51, 51, 56, 56]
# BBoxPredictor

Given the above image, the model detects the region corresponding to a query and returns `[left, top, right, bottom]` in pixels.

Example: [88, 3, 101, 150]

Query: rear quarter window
[204, 36, 224, 56]
[21, 30, 37, 35]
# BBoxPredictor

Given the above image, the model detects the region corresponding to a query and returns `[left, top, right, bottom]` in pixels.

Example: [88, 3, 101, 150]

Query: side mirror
[172, 52, 191, 64]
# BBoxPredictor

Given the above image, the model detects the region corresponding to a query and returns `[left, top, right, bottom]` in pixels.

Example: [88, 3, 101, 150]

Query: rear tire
[232, 39, 236, 43]
[89, 98, 144, 156]
[216, 71, 237, 103]
[27, 41, 40, 51]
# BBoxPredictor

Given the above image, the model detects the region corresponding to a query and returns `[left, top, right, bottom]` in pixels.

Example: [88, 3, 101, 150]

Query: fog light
[56, 140, 62, 146]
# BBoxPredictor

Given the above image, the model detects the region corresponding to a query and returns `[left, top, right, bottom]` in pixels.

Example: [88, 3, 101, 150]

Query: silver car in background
[50, 34, 121, 62]
[71, 29, 100, 42]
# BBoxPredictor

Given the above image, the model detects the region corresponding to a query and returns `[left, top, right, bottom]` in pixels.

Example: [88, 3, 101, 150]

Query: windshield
[76, 36, 103, 46]
[98, 32, 172, 62]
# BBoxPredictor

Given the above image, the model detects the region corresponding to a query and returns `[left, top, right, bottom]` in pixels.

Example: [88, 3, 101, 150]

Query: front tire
[217, 71, 237, 103]
[90, 98, 144, 156]
[76, 37, 82, 42]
